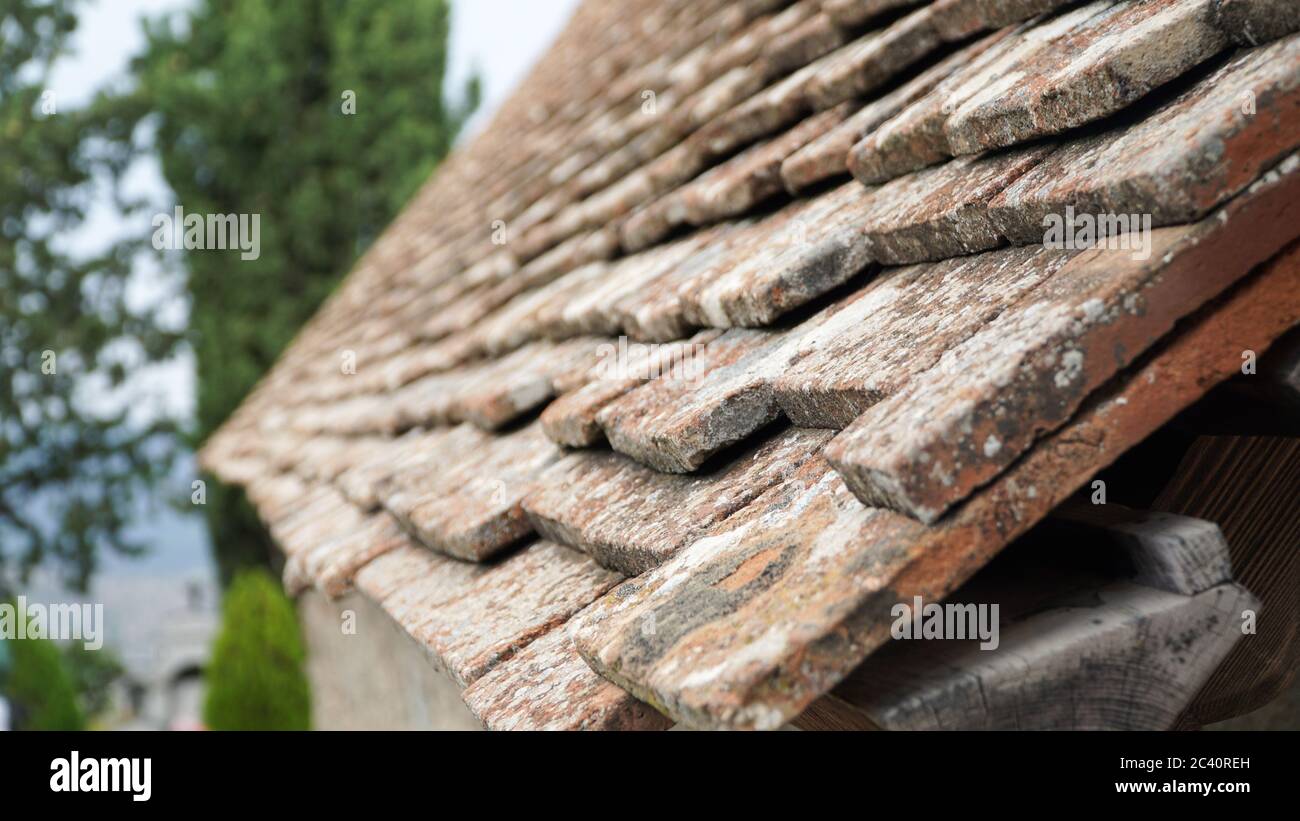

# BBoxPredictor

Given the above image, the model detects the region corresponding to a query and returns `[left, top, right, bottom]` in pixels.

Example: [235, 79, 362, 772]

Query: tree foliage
[0, 0, 476, 590]
[61, 640, 126, 720]
[125, 0, 478, 582]
[0, 600, 87, 730]
[203, 569, 311, 730]
[0, 0, 183, 593]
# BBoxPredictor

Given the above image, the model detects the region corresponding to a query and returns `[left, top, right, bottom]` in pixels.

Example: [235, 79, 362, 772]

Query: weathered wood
[800, 580, 1255, 731]
[1156, 435, 1300, 726]
[1047, 499, 1233, 596]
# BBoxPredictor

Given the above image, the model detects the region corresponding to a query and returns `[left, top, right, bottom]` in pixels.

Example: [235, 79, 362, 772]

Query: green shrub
[2, 623, 86, 730]
[62, 642, 126, 721]
[203, 570, 311, 730]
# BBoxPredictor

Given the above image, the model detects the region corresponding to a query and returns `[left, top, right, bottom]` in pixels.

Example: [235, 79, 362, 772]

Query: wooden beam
[799, 580, 1254, 731]
[1156, 435, 1300, 726]
[795, 504, 1253, 730]
[1048, 499, 1232, 596]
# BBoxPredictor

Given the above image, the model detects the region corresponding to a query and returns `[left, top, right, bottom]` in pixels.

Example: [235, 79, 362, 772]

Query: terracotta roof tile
[372, 539, 621, 688]
[781, 32, 1005, 192]
[773, 244, 1073, 426]
[858, 144, 1051, 263]
[540, 330, 724, 447]
[572, 243, 1300, 728]
[524, 427, 831, 574]
[594, 329, 787, 473]
[989, 36, 1300, 241]
[378, 423, 561, 561]
[945, 0, 1229, 155]
[805, 6, 942, 109]
[848, 5, 1110, 184]
[823, 0, 919, 29]
[1212, 0, 1300, 46]
[463, 627, 671, 731]
[198, 0, 1300, 729]
[829, 159, 1300, 522]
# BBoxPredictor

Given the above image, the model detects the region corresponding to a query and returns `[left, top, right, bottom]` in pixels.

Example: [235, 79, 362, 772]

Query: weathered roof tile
[848, 4, 1108, 184]
[595, 329, 785, 472]
[462, 626, 672, 731]
[805, 6, 942, 110]
[859, 145, 1051, 263]
[525, 427, 831, 574]
[201, 0, 1300, 731]
[781, 33, 1004, 193]
[828, 158, 1300, 522]
[680, 105, 851, 226]
[943, 0, 1229, 156]
[823, 0, 917, 30]
[367, 538, 622, 688]
[989, 35, 1300, 243]
[379, 423, 561, 560]
[1211, 0, 1300, 46]
[572, 243, 1300, 728]
[540, 331, 723, 447]
[774, 245, 1072, 426]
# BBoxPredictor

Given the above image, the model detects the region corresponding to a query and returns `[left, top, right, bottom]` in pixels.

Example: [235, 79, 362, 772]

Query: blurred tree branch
[1, 0, 184, 593]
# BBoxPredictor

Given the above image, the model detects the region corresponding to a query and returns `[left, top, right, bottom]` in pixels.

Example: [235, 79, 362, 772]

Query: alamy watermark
[593, 336, 709, 384]
[50, 751, 151, 802]
[1043, 206, 1152, 261]
[152, 205, 261, 260]
[890, 595, 1000, 650]
[0, 596, 104, 650]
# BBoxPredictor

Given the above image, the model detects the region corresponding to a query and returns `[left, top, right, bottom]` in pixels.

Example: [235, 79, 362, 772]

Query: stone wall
[298, 590, 480, 730]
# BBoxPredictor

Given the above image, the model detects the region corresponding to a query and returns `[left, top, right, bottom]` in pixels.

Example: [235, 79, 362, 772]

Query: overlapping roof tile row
[200, 0, 1300, 729]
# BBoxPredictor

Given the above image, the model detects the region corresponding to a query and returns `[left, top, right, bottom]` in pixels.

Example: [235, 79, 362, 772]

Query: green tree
[124, 0, 479, 583]
[203, 569, 311, 730]
[0, 0, 183, 593]
[0, 601, 86, 730]
[62, 641, 126, 720]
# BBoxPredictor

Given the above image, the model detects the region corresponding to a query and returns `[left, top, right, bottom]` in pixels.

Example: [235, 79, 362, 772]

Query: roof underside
[200, 0, 1300, 729]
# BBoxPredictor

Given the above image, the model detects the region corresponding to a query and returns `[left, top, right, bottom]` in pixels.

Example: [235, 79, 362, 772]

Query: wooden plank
[1156, 435, 1300, 726]
[1047, 499, 1233, 596]
[800, 581, 1255, 730]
